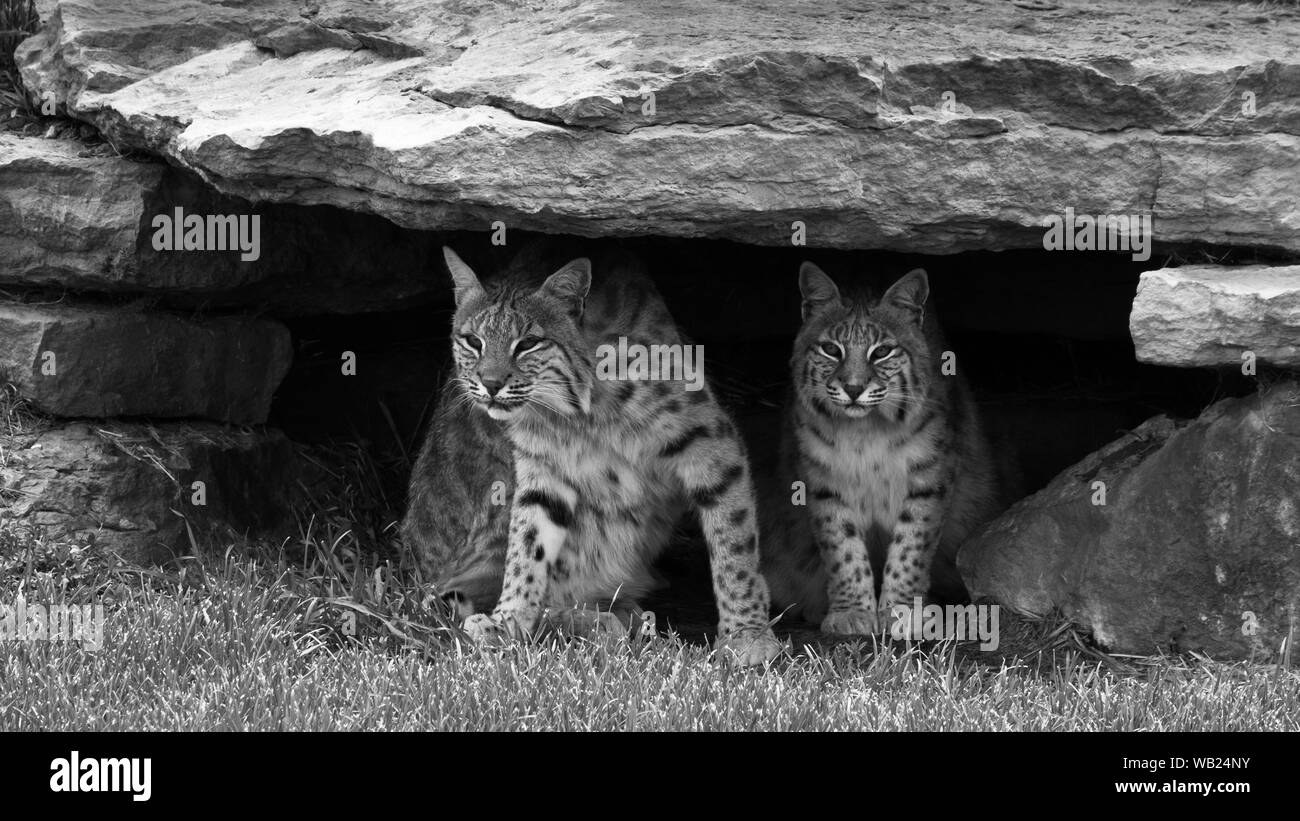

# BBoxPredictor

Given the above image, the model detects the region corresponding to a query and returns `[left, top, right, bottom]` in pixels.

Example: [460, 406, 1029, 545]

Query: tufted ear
[538, 257, 592, 319]
[882, 268, 929, 323]
[798, 261, 841, 320]
[443, 246, 484, 306]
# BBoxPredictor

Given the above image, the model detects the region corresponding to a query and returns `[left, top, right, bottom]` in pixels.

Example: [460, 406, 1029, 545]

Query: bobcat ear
[798, 261, 841, 320]
[882, 268, 929, 323]
[443, 246, 484, 306]
[539, 258, 592, 319]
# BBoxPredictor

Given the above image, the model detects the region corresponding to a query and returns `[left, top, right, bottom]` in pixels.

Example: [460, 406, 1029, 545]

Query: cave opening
[264, 230, 1267, 633]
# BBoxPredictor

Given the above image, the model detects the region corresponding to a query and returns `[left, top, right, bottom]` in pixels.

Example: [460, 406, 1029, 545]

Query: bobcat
[403, 244, 783, 665]
[759, 262, 1002, 635]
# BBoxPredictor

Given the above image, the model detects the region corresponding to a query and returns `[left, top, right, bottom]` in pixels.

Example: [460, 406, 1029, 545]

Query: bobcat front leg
[667, 418, 783, 666]
[811, 487, 879, 635]
[878, 463, 952, 629]
[463, 459, 574, 642]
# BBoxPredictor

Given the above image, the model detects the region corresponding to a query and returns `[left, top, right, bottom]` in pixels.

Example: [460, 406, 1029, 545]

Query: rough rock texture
[0, 133, 457, 310]
[1131, 265, 1300, 369]
[16, 0, 1300, 252]
[959, 382, 1300, 660]
[0, 421, 299, 563]
[0, 134, 162, 290]
[0, 303, 292, 423]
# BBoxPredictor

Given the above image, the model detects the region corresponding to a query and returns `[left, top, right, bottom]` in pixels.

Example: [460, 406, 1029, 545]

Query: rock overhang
[14, 0, 1300, 253]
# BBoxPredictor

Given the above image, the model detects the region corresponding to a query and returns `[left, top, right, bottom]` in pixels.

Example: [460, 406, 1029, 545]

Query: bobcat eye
[871, 345, 896, 361]
[460, 334, 483, 354]
[514, 336, 546, 357]
[816, 341, 844, 360]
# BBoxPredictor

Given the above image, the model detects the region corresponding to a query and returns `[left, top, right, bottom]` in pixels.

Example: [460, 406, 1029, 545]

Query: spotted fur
[759, 263, 1001, 635]
[404, 245, 782, 664]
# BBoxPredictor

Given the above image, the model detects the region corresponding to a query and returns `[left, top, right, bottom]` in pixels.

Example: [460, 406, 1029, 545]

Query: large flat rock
[0, 133, 453, 309]
[0, 421, 299, 563]
[0, 134, 162, 289]
[958, 381, 1300, 661]
[0, 133, 279, 293]
[1131, 265, 1300, 369]
[16, 0, 1300, 252]
[0, 302, 291, 423]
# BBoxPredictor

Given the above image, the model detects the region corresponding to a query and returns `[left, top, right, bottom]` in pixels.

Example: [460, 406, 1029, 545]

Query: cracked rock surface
[1131, 264, 1300, 369]
[0, 302, 291, 424]
[959, 381, 1300, 660]
[17, 0, 1300, 251]
[0, 421, 299, 564]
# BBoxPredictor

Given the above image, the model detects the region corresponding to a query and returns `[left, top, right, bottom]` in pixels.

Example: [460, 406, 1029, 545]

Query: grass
[1, 388, 1297, 732]
[0, 344, 1296, 734]
[1, 513, 1298, 731]
[0, 0, 37, 65]
[0, 0, 35, 96]
[0, 0, 34, 137]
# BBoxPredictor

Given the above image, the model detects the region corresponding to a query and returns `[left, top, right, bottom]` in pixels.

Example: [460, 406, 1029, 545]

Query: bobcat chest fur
[796, 419, 938, 531]
[511, 414, 684, 608]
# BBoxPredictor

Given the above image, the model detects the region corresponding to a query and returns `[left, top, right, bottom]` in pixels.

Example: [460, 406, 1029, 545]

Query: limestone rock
[0, 421, 299, 563]
[958, 381, 1300, 660]
[0, 134, 457, 311]
[0, 134, 162, 289]
[0, 302, 292, 424]
[1131, 265, 1300, 369]
[15, 0, 1300, 252]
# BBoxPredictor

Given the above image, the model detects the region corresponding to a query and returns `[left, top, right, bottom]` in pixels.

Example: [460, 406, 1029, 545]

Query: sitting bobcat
[759, 262, 1002, 635]
[403, 244, 782, 665]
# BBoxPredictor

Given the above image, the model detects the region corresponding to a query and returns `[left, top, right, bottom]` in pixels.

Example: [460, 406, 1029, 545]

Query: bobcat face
[443, 247, 594, 422]
[804, 318, 912, 417]
[451, 303, 564, 420]
[794, 263, 932, 423]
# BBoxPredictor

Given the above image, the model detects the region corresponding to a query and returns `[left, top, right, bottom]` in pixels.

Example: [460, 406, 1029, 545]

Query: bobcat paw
[461, 613, 503, 643]
[544, 607, 628, 639]
[462, 611, 533, 643]
[595, 611, 628, 636]
[820, 607, 879, 636]
[714, 627, 784, 667]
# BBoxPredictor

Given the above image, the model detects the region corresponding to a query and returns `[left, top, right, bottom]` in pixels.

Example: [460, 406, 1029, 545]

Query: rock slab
[15, 0, 1300, 253]
[0, 421, 299, 563]
[0, 133, 461, 311]
[0, 303, 292, 424]
[1131, 265, 1300, 369]
[0, 134, 162, 289]
[959, 381, 1300, 660]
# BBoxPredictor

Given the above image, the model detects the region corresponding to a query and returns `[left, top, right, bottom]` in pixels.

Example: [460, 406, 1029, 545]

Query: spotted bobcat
[403, 244, 782, 665]
[759, 263, 1001, 635]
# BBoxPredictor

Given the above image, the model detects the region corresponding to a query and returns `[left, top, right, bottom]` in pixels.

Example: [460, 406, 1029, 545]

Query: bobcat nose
[843, 383, 866, 400]
[480, 377, 505, 397]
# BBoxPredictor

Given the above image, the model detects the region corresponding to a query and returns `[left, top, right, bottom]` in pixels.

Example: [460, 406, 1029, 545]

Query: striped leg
[463, 458, 574, 642]
[665, 419, 782, 665]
